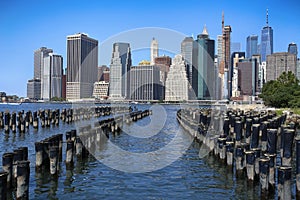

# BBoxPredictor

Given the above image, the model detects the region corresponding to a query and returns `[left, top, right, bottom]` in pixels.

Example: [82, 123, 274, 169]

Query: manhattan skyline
[1, 0, 300, 96]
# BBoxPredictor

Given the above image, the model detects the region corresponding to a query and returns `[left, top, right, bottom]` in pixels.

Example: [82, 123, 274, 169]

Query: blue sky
[0, 0, 299, 96]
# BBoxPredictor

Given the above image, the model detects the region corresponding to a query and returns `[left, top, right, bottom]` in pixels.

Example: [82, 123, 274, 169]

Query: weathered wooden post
[235, 146, 244, 176]
[35, 142, 44, 168]
[66, 140, 74, 166]
[2, 153, 13, 189]
[49, 146, 59, 175]
[259, 157, 270, 197]
[33, 111, 38, 129]
[16, 160, 30, 200]
[260, 121, 269, 152]
[245, 118, 252, 144]
[235, 121, 242, 147]
[265, 153, 276, 190]
[226, 141, 234, 166]
[282, 129, 295, 166]
[11, 112, 16, 133]
[4, 111, 10, 133]
[0, 171, 8, 200]
[245, 150, 255, 181]
[267, 129, 277, 154]
[250, 124, 260, 149]
[296, 137, 300, 194]
[278, 166, 292, 200]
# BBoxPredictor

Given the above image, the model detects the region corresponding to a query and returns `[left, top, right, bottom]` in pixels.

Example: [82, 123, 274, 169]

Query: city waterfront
[0, 103, 265, 199]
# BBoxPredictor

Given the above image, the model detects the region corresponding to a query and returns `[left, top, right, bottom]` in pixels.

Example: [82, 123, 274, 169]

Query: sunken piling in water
[0, 171, 8, 200]
[2, 153, 13, 189]
[16, 160, 30, 200]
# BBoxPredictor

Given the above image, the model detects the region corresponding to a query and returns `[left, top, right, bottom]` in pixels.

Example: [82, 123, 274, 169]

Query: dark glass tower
[246, 35, 258, 59]
[194, 25, 215, 99]
[288, 43, 298, 57]
[260, 9, 273, 62]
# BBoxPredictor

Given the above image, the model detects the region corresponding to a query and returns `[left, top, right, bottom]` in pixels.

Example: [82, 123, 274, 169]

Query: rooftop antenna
[266, 9, 269, 26]
[222, 11, 224, 34]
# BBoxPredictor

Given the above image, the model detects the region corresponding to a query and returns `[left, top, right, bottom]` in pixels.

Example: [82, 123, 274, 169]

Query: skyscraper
[246, 35, 258, 58]
[34, 47, 53, 80]
[237, 59, 258, 97]
[194, 25, 215, 99]
[109, 42, 132, 99]
[288, 43, 298, 56]
[150, 38, 158, 65]
[231, 52, 245, 97]
[41, 53, 63, 100]
[261, 9, 273, 62]
[165, 54, 189, 101]
[181, 37, 194, 84]
[66, 33, 98, 100]
[218, 12, 232, 99]
[27, 79, 41, 99]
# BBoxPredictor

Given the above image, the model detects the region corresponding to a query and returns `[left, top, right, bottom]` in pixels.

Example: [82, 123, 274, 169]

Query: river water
[0, 103, 262, 199]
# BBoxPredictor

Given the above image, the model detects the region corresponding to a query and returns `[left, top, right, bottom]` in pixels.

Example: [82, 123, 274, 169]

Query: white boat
[0, 102, 22, 105]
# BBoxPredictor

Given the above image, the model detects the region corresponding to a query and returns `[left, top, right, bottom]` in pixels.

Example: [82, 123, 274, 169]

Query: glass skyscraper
[288, 43, 298, 56]
[260, 10, 273, 62]
[246, 35, 258, 59]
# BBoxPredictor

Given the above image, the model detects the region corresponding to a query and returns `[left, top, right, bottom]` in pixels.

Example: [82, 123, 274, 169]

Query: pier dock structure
[177, 107, 298, 199]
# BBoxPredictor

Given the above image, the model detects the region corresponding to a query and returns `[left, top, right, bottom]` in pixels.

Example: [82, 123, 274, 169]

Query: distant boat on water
[0, 102, 22, 106]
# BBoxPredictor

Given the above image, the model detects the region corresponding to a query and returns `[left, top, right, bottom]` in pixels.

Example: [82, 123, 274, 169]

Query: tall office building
[231, 42, 241, 56]
[109, 42, 132, 99]
[27, 79, 41, 99]
[150, 38, 159, 65]
[266, 52, 297, 82]
[194, 25, 215, 99]
[288, 43, 298, 56]
[297, 59, 300, 81]
[41, 53, 63, 100]
[130, 65, 161, 101]
[261, 9, 273, 62]
[237, 59, 258, 97]
[181, 37, 196, 85]
[34, 47, 53, 80]
[165, 54, 189, 101]
[66, 33, 98, 100]
[218, 12, 231, 99]
[246, 35, 258, 58]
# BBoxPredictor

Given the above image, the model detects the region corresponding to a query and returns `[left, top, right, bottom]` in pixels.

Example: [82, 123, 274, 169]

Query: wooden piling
[16, 160, 30, 200]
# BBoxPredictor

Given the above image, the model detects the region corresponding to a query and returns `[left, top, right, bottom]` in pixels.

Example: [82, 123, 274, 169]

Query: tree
[259, 71, 300, 108]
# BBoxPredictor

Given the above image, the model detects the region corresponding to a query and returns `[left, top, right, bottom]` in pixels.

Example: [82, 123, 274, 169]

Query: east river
[0, 103, 261, 199]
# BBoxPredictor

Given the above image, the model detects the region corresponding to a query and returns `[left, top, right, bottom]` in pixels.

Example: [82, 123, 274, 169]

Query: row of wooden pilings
[177, 107, 300, 199]
[0, 109, 151, 199]
[0, 106, 129, 133]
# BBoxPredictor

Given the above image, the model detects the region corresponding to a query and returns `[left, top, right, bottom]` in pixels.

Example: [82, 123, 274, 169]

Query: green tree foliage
[259, 71, 300, 108]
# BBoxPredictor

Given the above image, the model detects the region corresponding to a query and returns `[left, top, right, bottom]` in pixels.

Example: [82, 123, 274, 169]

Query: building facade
[109, 42, 132, 99]
[130, 65, 161, 101]
[266, 52, 297, 82]
[93, 81, 109, 99]
[34, 47, 53, 80]
[246, 35, 258, 59]
[41, 53, 63, 100]
[261, 10, 273, 62]
[165, 55, 189, 101]
[237, 59, 258, 97]
[66, 33, 98, 100]
[27, 79, 41, 99]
